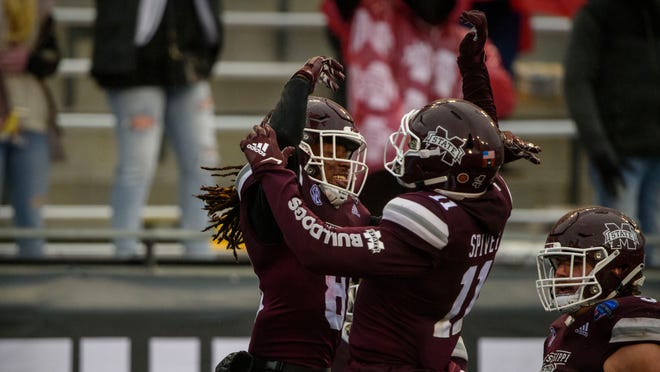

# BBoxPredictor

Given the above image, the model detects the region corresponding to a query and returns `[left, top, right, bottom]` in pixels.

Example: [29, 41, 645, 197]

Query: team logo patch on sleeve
[363, 229, 384, 253]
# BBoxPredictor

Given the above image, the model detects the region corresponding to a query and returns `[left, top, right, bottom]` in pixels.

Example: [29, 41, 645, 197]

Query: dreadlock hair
[197, 165, 244, 261]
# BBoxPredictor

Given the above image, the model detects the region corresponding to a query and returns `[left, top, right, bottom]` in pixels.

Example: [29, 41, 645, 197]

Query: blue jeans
[589, 157, 660, 266]
[106, 82, 219, 258]
[0, 131, 49, 258]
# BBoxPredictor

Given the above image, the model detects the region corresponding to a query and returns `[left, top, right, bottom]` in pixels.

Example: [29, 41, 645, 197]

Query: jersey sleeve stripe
[235, 164, 253, 200]
[382, 197, 449, 250]
[610, 317, 660, 343]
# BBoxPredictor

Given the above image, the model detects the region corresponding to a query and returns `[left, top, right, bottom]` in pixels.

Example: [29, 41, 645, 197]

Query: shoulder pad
[382, 196, 449, 250]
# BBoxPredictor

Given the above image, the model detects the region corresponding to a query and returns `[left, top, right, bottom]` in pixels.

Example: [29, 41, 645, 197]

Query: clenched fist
[459, 10, 488, 63]
[293, 56, 345, 93]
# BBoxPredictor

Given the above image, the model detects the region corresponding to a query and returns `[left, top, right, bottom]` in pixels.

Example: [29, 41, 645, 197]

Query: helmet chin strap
[605, 263, 645, 300]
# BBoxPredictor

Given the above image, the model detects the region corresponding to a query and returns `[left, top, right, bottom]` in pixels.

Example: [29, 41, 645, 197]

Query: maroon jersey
[541, 295, 660, 371]
[237, 165, 371, 368]
[255, 165, 512, 370]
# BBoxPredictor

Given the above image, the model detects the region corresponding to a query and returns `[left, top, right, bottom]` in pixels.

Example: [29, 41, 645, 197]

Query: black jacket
[91, 0, 223, 88]
[563, 0, 660, 157]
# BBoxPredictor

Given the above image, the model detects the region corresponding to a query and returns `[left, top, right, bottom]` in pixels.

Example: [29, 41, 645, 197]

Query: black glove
[501, 130, 542, 165]
[240, 120, 295, 172]
[293, 56, 345, 93]
[215, 351, 253, 372]
[590, 148, 626, 197]
[459, 10, 488, 63]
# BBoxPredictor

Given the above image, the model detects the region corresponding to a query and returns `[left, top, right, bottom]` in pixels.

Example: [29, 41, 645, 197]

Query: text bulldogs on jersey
[288, 196, 379, 249]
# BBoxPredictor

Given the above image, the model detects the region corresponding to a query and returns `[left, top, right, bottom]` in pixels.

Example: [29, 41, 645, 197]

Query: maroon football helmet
[536, 206, 646, 313]
[384, 99, 504, 195]
[299, 96, 368, 206]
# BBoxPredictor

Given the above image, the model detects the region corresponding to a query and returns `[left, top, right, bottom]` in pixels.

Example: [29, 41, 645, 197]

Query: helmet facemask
[384, 109, 436, 187]
[300, 127, 368, 207]
[535, 243, 618, 313]
[536, 207, 647, 314]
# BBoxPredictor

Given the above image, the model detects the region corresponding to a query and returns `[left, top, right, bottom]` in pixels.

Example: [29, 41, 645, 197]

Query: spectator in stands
[0, 0, 62, 258]
[91, 0, 223, 258]
[535, 206, 660, 371]
[563, 0, 660, 267]
[321, 0, 516, 214]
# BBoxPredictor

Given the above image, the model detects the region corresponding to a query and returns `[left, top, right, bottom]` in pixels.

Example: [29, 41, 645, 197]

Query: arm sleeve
[269, 76, 312, 149]
[243, 74, 312, 240]
[268, 75, 313, 174]
[251, 165, 432, 278]
[483, 40, 516, 120]
[562, 7, 614, 158]
[458, 48, 498, 126]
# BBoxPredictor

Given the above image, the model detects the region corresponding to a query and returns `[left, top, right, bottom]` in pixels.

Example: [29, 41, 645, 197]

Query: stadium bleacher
[0, 0, 628, 261]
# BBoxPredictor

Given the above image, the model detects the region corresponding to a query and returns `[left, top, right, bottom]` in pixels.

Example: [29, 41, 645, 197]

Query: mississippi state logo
[363, 229, 384, 253]
[603, 222, 640, 250]
[423, 127, 465, 166]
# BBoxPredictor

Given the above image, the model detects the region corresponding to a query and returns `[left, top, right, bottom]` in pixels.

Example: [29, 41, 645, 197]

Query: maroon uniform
[252, 164, 512, 370]
[237, 165, 370, 367]
[235, 70, 371, 369]
[541, 296, 660, 371]
[536, 207, 658, 372]
[237, 12, 540, 371]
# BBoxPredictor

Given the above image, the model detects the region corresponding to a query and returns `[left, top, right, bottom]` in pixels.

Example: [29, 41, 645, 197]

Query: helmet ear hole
[306, 165, 318, 177]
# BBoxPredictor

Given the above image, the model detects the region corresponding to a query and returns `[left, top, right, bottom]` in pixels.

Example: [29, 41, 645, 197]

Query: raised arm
[458, 10, 541, 165]
[458, 10, 497, 126]
[270, 56, 344, 150]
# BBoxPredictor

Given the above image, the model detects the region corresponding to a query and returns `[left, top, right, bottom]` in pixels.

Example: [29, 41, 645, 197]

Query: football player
[536, 206, 660, 371]
[204, 55, 372, 372]
[238, 11, 540, 371]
